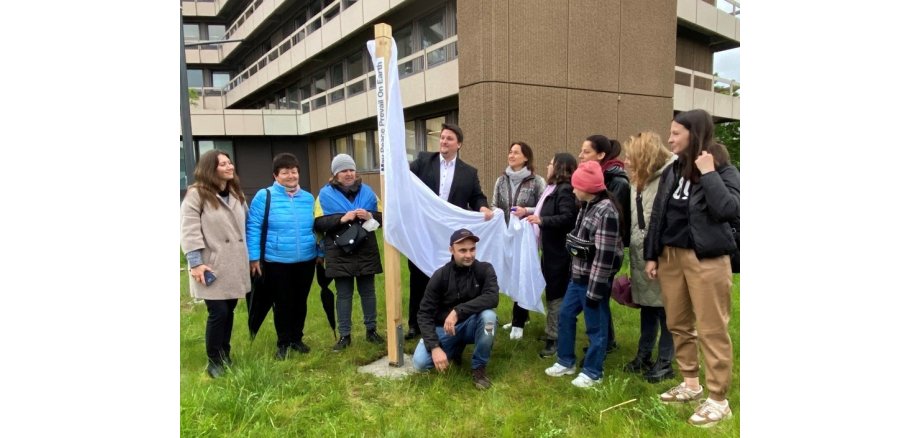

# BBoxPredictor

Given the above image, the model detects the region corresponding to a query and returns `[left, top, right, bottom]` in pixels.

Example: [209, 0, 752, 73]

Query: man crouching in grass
[412, 228, 499, 389]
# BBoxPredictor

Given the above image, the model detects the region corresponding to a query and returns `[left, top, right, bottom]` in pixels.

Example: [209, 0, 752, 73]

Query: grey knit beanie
[331, 154, 357, 175]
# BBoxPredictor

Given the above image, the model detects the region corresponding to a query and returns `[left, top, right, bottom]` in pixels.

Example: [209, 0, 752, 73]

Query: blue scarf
[317, 182, 378, 215]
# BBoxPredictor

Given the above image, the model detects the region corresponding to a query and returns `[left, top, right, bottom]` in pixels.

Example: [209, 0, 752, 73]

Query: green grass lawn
[180, 241, 740, 437]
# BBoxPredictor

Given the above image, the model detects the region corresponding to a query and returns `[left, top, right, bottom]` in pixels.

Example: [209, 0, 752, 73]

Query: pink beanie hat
[571, 161, 606, 193]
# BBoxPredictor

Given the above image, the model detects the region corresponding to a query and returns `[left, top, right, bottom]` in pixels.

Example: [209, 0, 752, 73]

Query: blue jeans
[412, 309, 497, 371]
[556, 281, 611, 380]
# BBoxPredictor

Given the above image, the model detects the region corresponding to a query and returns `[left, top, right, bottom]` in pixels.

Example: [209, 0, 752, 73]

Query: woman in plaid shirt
[544, 160, 624, 388]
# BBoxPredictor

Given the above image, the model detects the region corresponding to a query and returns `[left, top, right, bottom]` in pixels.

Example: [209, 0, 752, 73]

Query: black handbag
[334, 222, 369, 254]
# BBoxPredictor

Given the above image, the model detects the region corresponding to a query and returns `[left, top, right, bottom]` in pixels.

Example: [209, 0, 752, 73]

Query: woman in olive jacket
[621, 132, 677, 383]
[524, 152, 578, 358]
[644, 109, 739, 427]
[180, 150, 250, 379]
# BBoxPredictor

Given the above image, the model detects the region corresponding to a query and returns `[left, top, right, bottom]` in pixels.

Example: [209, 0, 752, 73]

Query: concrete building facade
[180, 0, 740, 200]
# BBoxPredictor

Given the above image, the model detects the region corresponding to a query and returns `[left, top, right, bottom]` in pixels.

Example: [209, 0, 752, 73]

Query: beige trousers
[658, 246, 733, 400]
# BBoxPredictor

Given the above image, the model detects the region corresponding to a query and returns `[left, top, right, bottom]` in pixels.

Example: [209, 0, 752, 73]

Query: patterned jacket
[570, 197, 624, 302]
[491, 172, 546, 223]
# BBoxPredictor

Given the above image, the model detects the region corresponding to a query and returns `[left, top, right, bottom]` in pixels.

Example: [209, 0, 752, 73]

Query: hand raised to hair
[695, 151, 715, 175]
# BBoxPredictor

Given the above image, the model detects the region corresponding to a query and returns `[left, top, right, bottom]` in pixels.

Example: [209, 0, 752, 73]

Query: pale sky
[714, 48, 740, 82]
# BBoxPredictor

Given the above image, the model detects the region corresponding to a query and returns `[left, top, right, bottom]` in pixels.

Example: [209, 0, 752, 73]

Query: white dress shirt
[438, 154, 456, 201]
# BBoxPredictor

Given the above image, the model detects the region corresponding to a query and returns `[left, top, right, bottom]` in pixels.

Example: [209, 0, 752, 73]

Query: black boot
[623, 354, 654, 374]
[539, 339, 557, 358]
[275, 345, 290, 361]
[644, 359, 675, 383]
[366, 329, 385, 344]
[206, 361, 225, 378]
[332, 335, 352, 352]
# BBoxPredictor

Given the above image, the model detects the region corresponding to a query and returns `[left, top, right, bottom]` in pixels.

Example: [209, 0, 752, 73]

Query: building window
[420, 9, 447, 67]
[344, 0, 358, 9]
[183, 24, 200, 43]
[330, 131, 380, 172]
[212, 72, 231, 89]
[330, 63, 345, 102]
[393, 25, 419, 78]
[187, 69, 204, 88]
[197, 140, 234, 162]
[404, 121, 417, 161]
[425, 116, 447, 152]
[353, 132, 373, 171]
[346, 50, 367, 96]
[207, 24, 226, 41]
[311, 72, 328, 109]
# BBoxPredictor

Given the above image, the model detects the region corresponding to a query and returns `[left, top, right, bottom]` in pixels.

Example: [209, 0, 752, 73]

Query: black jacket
[644, 161, 740, 260]
[537, 182, 578, 271]
[313, 181, 384, 278]
[604, 166, 632, 248]
[410, 151, 489, 211]
[418, 259, 499, 352]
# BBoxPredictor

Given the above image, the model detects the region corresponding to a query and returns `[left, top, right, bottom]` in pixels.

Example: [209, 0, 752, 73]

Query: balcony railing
[224, 0, 264, 40]
[717, 0, 740, 17]
[295, 35, 459, 112]
[224, 0, 352, 94]
[675, 66, 739, 96]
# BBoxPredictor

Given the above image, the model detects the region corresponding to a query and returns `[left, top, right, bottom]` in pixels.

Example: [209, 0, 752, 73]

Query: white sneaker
[689, 398, 732, 427]
[502, 323, 512, 330]
[510, 327, 523, 340]
[571, 372, 602, 388]
[545, 362, 577, 377]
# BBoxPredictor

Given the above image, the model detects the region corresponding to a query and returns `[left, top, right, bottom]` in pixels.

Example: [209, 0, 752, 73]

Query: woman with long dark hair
[524, 152, 578, 358]
[578, 134, 629, 352]
[180, 150, 250, 378]
[644, 109, 739, 427]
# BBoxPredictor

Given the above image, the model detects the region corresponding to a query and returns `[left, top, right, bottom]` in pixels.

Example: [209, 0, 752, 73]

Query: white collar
[439, 154, 456, 166]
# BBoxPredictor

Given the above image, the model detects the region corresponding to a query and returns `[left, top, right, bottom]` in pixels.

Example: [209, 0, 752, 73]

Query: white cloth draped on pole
[367, 40, 545, 314]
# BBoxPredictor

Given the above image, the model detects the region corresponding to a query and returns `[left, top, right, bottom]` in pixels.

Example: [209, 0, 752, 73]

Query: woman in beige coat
[180, 150, 250, 378]
[622, 132, 677, 383]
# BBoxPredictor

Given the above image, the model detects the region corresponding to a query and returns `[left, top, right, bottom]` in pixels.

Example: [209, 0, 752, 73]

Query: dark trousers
[204, 299, 238, 365]
[407, 260, 429, 330]
[263, 260, 316, 347]
[637, 305, 674, 361]
[334, 274, 377, 336]
[511, 302, 530, 327]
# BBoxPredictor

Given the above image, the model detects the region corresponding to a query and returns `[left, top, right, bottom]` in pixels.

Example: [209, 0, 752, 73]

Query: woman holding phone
[180, 150, 250, 378]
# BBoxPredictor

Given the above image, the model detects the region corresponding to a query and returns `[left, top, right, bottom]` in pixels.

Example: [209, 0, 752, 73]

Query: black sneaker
[623, 355, 654, 374]
[366, 330, 385, 345]
[332, 335, 352, 352]
[644, 359, 676, 383]
[539, 339, 557, 358]
[275, 345, 289, 361]
[290, 341, 311, 354]
[472, 366, 492, 390]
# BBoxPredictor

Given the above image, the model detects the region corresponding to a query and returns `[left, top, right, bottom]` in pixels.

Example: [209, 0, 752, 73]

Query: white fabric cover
[367, 40, 546, 314]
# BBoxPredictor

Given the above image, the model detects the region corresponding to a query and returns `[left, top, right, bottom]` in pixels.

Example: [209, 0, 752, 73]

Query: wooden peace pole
[374, 23, 405, 367]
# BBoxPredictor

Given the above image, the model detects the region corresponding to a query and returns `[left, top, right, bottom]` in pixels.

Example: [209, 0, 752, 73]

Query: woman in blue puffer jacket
[247, 153, 318, 360]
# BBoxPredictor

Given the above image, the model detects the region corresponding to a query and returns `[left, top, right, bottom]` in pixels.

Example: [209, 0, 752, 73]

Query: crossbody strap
[636, 192, 645, 230]
[260, 188, 271, 264]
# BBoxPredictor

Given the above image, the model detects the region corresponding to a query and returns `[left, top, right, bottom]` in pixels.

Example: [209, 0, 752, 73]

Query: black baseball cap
[450, 228, 479, 245]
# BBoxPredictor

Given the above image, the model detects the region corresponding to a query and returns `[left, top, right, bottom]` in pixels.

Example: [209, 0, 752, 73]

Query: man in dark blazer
[405, 123, 493, 340]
